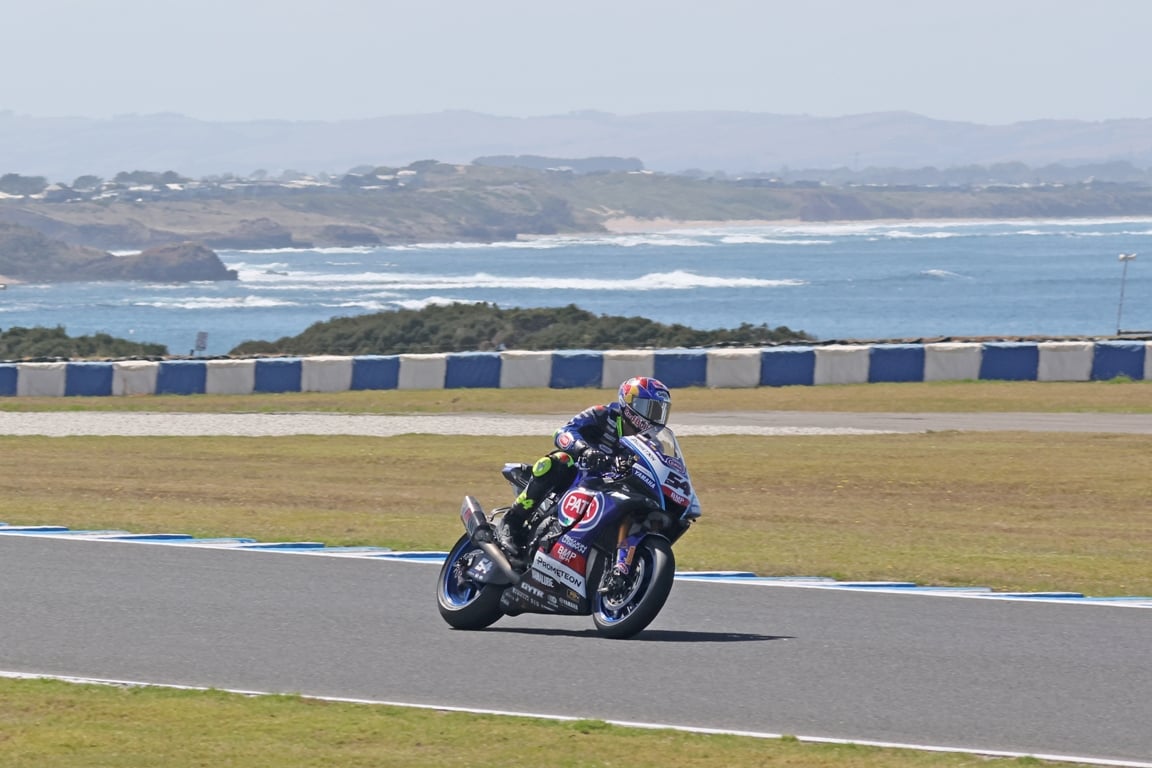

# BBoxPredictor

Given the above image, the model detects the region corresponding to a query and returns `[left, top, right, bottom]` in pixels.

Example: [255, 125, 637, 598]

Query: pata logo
[558, 491, 600, 528]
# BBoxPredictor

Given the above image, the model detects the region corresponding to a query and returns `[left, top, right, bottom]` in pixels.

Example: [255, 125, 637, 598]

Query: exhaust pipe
[460, 496, 521, 585]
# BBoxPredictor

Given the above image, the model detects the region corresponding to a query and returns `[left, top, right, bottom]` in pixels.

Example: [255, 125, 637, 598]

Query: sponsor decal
[558, 533, 588, 554]
[557, 490, 601, 530]
[556, 597, 580, 611]
[532, 550, 586, 594]
[662, 471, 692, 506]
[557, 432, 575, 450]
[664, 472, 691, 494]
[662, 485, 690, 507]
[502, 591, 546, 612]
[632, 462, 656, 481]
[551, 542, 588, 575]
[631, 464, 658, 492]
[518, 582, 546, 600]
[553, 544, 578, 564]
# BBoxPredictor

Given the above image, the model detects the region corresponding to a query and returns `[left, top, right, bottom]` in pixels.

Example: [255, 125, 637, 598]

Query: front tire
[591, 537, 675, 639]
[436, 534, 505, 630]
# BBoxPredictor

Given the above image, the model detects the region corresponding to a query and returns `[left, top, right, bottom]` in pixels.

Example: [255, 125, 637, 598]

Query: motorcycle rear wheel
[436, 534, 505, 630]
[591, 536, 675, 639]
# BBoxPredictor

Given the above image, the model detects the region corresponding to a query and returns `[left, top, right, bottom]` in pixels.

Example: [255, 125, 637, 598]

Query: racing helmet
[618, 376, 671, 432]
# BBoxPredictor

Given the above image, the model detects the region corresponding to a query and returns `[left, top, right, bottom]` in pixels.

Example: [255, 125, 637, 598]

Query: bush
[228, 303, 811, 356]
[0, 326, 166, 360]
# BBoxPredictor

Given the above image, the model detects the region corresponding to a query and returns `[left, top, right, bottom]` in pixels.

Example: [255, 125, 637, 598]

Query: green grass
[0, 678, 1082, 768]
[0, 381, 1143, 767]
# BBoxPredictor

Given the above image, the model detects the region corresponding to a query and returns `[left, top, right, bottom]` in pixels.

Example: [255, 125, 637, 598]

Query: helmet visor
[632, 397, 670, 426]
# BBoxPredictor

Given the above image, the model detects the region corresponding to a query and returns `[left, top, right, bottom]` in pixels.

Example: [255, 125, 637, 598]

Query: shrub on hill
[228, 303, 811, 356]
[0, 326, 166, 360]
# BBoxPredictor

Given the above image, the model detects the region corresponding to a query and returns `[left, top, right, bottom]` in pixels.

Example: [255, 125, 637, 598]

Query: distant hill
[2, 109, 1151, 180]
[4, 162, 1152, 251]
[5, 162, 1152, 252]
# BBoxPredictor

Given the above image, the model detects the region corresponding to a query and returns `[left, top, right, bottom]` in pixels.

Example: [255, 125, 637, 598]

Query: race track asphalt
[1, 534, 1150, 764]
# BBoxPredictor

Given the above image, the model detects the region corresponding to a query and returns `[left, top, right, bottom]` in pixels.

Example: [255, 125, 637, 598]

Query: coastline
[600, 216, 800, 233]
[599, 214, 1152, 234]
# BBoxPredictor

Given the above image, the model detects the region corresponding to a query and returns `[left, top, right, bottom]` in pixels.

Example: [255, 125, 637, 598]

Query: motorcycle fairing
[498, 547, 602, 615]
[622, 430, 699, 518]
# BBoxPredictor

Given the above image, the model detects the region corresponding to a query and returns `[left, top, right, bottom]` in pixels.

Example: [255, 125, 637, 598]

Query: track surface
[2, 535, 1150, 763]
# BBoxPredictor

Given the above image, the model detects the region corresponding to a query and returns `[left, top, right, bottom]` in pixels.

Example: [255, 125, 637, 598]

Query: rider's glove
[582, 448, 609, 472]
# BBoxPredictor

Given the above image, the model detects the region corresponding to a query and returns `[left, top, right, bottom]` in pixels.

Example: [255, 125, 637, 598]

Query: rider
[496, 376, 673, 556]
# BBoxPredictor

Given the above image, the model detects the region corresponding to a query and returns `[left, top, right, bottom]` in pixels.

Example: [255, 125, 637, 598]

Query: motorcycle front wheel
[591, 536, 676, 639]
[436, 533, 505, 630]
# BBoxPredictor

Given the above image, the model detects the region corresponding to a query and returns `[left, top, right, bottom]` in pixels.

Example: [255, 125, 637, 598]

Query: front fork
[612, 520, 643, 576]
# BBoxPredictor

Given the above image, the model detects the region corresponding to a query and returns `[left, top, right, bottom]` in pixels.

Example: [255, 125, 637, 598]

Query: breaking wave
[132, 296, 297, 310]
[388, 233, 711, 250]
[227, 269, 805, 292]
[919, 269, 972, 279]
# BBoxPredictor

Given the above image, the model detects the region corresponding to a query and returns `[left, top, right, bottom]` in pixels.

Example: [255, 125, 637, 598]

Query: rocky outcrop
[78, 242, 238, 281]
[0, 222, 237, 282]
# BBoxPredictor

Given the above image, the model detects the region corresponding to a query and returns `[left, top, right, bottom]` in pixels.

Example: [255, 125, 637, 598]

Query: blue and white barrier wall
[1, 341, 1150, 396]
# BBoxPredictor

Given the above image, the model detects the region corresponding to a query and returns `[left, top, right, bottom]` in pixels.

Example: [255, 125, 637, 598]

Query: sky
[6, 0, 1152, 125]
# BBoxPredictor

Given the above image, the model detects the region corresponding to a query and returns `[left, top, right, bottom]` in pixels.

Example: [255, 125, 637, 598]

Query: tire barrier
[1, 341, 1149, 397]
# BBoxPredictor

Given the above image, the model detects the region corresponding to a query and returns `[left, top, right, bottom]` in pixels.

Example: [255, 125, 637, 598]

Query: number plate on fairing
[622, 432, 694, 511]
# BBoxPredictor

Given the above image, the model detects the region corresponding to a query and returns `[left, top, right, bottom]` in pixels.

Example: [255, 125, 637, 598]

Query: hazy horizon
[2, 106, 1148, 128]
[6, 0, 1151, 126]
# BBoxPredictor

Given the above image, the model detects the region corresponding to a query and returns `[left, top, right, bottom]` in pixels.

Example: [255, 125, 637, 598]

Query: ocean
[2, 218, 1151, 356]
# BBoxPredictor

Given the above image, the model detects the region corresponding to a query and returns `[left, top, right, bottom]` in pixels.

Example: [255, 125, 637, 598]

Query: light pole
[1116, 253, 1137, 335]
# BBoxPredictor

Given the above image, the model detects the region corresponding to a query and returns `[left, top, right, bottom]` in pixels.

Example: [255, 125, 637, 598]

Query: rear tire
[591, 537, 675, 639]
[436, 534, 505, 630]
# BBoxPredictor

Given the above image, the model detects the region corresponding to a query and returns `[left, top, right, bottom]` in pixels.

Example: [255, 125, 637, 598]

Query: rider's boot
[498, 453, 569, 558]
[496, 500, 532, 558]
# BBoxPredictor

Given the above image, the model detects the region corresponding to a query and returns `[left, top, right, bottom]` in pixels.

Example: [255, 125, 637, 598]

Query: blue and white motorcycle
[437, 426, 701, 639]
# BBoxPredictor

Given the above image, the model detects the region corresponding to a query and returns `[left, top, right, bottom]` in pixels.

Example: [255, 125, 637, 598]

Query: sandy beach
[600, 216, 795, 233]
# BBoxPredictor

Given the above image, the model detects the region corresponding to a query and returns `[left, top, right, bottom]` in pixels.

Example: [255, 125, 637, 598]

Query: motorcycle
[436, 425, 701, 639]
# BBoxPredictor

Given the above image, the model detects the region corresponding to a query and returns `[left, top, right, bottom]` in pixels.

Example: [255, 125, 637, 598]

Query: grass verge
[0, 378, 1150, 414]
[0, 678, 1084, 768]
[3, 430, 1150, 595]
